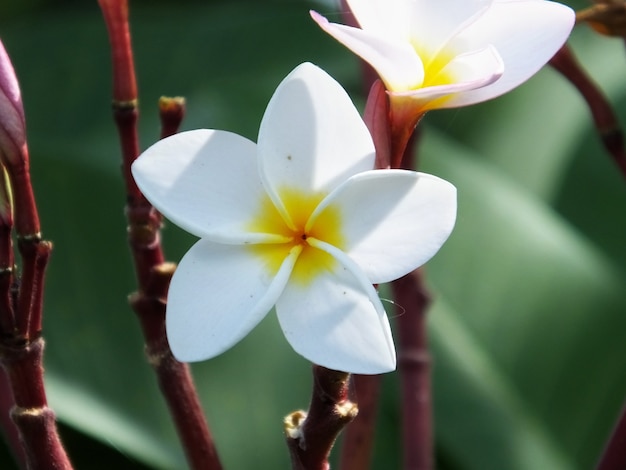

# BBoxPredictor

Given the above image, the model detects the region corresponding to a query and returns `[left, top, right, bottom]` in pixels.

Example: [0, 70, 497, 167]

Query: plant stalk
[98, 1, 222, 468]
[285, 366, 357, 470]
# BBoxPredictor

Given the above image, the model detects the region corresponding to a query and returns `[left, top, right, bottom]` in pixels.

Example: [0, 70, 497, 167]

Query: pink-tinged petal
[0, 40, 26, 165]
[132, 129, 283, 244]
[404, 0, 492, 55]
[0, 42, 21, 109]
[276, 239, 396, 374]
[444, 0, 574, 107]
[311, 170, 456, 284]
[388, 47, 503, 115]
[311, 12, 423, 92]
[418, 45, 504, 110]
[257, 62, 376, 207]
[435, 45, 503, 88]
[166, 239, 299, 362]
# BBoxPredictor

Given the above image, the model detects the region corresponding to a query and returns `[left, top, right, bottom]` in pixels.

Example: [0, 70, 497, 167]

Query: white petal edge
[258, 62, 376, 215]
[276, 238, 396, 374]
[441, 0, 575, 108]
[132, 129, 283, 243]
[311, 12, 423, 93]
[166, 239, 300, 362]
[309, 170, 456, 284]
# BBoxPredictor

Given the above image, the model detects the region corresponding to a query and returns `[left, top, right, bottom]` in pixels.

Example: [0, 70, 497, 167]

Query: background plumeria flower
[312, 0, 575, 161]
[132, 63, 456, 374]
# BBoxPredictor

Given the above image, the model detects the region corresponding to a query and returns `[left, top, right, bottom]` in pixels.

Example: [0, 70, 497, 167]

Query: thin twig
[98, 2, 222, 468]
[550, 44, 626, 179]
[338, 374, 381, 470]
[392, 269, 433, 470]
[286, 366, 357, 470]
[0, 39, 71, 470]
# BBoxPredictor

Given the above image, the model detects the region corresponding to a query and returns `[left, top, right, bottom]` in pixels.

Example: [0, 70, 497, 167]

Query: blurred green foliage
[0, 0, 625, 469]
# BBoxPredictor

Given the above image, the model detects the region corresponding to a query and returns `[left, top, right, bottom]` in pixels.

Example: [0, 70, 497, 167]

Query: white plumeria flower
[312, 0, 575, 114]
[131, 63, 456, 374]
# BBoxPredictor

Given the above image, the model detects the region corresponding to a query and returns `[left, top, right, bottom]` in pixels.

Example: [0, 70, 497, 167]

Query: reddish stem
[0, 338, 72, 470]
[131, 284, 222, 470]
[99, 2, 222, 468]
[0, 223, 14, 334]
[0, 37, 69, 470]
[5, 147, 40, 238]
[15, 237, 49, 339]
[338, 374, 381, 470]
[389, 130, 434, 470]
[159, 97, 186, 139]
[99, 0, 141, 203]
[392, 269, 433, 470]
[286, 366, 357, 470]
[597, 403, 626, 470]
[550, 44, 626, 179]
[0, 367, 25, 467]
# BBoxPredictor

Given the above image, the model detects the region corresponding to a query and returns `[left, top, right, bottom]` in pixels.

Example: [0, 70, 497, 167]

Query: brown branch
[576, 2, 626, 38]
[550, 44, 626, 179]
[0, 39, 71, 470]
[158, 97, 186, 139]
[0, 338, 71, 470]
[392, 269, 433, 470]
[393, 131, 434, 470]
[338, 374, 381, 470]
[98, 1, 222, 469]
[285, 366, 357, 470]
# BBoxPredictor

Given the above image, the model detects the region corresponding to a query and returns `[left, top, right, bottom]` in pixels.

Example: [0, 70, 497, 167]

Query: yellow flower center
[420, 49, 456, 88]
[246, 187, 345, 286]
[406, 42, 458, 111]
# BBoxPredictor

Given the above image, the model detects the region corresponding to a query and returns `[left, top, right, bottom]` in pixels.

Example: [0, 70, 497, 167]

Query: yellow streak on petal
[245, 187, 346, 287]
[412, 44, 457, 88]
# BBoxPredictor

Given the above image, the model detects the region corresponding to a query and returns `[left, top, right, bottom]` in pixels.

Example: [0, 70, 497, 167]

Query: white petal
[443, 0, 574, 107]
[311, 170, 456, 284]
[166, 239, 298, 362]
[257, 62, 375, 205]
[344, 0, 413, 37]
[132, 129, 279, 243]
[405, 0, 492, 56]
[276, 239, 395, 374]
[311, 11, 423, 92]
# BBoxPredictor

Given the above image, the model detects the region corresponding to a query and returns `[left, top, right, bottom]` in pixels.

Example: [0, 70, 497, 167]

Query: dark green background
[1, 0, 625, 468]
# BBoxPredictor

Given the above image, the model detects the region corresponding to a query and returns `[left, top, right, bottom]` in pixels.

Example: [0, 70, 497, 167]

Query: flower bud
[0, 40, 26, 166]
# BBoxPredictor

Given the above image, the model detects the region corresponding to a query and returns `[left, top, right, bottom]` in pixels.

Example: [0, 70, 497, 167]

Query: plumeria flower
[312, 0, 575, 161]
[312, 0, 574, 112]
[132, 63, 456, 374]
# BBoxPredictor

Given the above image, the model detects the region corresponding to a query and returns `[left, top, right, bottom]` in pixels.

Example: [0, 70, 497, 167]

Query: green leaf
[421, 129, 626, 469]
